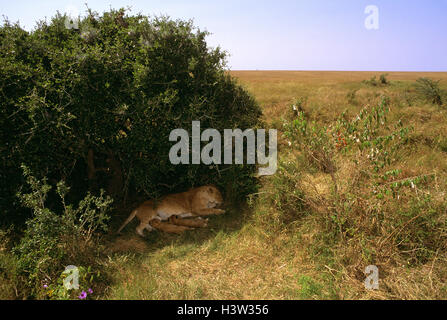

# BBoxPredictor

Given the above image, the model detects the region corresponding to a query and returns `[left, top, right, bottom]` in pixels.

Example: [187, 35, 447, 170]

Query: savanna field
[2, 61, 447, 300]
[0, 25, 447, 299]
[1, 3, 447, 303]
[3, 0, 447, 305]
[101, 71, 447, 300]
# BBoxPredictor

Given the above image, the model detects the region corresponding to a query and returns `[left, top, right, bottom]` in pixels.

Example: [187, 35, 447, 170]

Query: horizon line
[229, 69, 447, 73]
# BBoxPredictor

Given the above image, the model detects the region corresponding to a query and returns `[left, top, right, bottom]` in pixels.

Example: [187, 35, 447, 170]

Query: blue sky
[1, 0, 446, 71]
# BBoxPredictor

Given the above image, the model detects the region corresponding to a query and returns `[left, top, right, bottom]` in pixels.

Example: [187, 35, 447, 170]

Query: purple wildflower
[78, 291, 87, 299]
[43, 284, 48, 289]
[88, 288, 93, 294]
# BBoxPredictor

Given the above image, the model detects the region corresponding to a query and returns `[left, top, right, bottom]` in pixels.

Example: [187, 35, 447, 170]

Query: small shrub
[379, 73, 389, 85]
[13, 165, 112, 298]
[362, 74, 389, 87]
[289, 97, 307, 118]
[337, 96, 412, 172]
[284, 109, 337, 175]
[363, 76, 378, 86]
[415, 78, 443, 105]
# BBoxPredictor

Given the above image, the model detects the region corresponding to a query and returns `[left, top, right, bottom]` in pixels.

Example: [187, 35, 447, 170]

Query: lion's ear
[208, 187, 214, 193]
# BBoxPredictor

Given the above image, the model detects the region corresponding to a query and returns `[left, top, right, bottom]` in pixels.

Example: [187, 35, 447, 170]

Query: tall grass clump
[0, 228, 25, 299]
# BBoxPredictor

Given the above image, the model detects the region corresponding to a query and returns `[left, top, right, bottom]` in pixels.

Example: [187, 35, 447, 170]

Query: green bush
[0, 8, 262, 226]
[363, 75, 378, 86]
[362, 74, 389, 87]
[415, 77, 443, 105]
[379, 73, 389, 85]
[284, 108, 337, 175]
[13, 165, 112, 297]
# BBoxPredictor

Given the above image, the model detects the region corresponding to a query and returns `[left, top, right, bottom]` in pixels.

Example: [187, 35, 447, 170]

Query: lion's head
[204, 185, 224, 208]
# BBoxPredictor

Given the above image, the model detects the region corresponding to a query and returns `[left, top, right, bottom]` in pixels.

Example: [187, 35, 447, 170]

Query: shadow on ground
[102, 200, 252, 257]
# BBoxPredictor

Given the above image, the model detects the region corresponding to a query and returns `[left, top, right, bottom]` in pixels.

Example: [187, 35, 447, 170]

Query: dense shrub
[0, 8, 262, 226]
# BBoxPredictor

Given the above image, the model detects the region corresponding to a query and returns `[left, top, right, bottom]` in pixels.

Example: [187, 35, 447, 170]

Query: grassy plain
[103, 71, 447, 300]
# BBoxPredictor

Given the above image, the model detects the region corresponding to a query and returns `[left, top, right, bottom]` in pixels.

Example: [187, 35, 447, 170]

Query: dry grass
[104, 71, 447, 300]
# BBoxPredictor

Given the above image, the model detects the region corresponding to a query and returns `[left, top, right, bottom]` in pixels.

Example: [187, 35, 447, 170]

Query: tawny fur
[117, 185, 224, 236]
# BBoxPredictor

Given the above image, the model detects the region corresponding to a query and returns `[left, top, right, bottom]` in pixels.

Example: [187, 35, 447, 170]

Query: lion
[117, 185, 225, 236]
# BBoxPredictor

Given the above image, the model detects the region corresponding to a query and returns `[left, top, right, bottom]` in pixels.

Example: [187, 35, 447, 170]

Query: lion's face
[205, 185, 224, 208]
